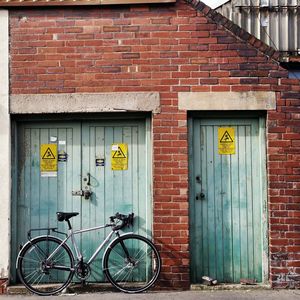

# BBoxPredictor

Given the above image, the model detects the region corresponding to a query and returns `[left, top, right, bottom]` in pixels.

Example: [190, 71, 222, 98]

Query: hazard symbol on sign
[218, 127, 235, 155]
[42, 147, 56, 159]
[111, 143, 128, 171]
[112, 147, 126, 158]
[220, 131, 234, 143]
[40, 144, 58, 177]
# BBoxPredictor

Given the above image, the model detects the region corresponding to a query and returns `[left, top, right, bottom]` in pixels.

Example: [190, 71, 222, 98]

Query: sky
[201, 0, 228, 9]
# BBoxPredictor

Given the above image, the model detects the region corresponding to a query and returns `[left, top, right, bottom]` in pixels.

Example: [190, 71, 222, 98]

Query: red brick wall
[268, 85, 300, 289]
[9, 0, 300, 289]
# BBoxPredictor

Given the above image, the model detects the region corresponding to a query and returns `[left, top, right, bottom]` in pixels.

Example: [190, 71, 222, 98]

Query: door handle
[72, 173, 94, 199]
[195, 176, 204, 199]
[196, 192, 205, 200]
[81, 173, 93, 200]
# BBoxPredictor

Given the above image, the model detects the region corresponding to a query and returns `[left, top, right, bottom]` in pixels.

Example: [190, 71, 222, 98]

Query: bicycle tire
[17, 236, 75, 296]
[103, 234, 161, 293]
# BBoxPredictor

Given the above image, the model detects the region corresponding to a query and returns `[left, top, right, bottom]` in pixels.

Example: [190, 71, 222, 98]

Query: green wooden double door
[12, 118, 151, 281]
[189, 117, 267, 284]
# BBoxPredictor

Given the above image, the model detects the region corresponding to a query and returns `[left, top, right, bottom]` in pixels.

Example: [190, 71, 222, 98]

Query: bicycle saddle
[57, 212, 79, 222]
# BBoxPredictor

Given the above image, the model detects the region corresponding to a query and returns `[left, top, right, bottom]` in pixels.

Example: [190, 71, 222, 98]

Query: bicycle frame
[46, 223, 124, 268]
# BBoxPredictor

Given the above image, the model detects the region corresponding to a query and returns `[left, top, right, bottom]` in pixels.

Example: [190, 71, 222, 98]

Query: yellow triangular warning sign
[112, 147, 126, 158]
[220, 131, 234, 143]
[42, 147, 56, 159]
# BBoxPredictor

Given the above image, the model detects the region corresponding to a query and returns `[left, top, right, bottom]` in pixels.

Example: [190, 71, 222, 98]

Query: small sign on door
[40, 144, 58, 177]
[218, 127, 235, 155]
[111, 143, 128, 170]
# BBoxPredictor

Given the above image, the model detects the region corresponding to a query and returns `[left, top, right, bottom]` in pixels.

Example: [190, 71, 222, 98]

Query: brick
[231, 85, 252, 92]
[219, 78, 240, 85]
[200, 78, 219, 85]
[240, 78, 259, 84]
[122, 26, 140, 32]
[209, 44, 228, 51]
[103, 26, 121, 32]
[191, 86, 210, 92]
[187, 44, 208, 52]
[270, 70, 289, 78]
[122, 53, 140, 59]
[230, 70, 250, 77]
[217, 36, 236, 43]
[101, 66, 121, 73]
[200, 64, 218, 71]
[282, 92, 300, 99]
[210, 71, 230, 77]
[211, 85, 231, 92]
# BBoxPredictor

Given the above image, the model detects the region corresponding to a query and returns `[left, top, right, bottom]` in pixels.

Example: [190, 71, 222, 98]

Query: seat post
[66, 219, 72, 230]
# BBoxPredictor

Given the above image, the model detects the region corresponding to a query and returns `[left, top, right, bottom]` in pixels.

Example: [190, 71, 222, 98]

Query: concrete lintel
[10, 92, 161, 114]
[178, 91, 276, 111]
[0, 9, 10, 279]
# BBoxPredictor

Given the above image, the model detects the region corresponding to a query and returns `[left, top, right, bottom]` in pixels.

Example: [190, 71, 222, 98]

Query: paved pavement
[2, 289, 300, 300]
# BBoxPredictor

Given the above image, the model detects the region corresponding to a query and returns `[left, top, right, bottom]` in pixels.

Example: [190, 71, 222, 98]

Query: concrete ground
[2, 289, 300, 300]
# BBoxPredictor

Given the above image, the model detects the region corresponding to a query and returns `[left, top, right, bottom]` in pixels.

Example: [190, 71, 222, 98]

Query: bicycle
[16, 212, 161, 296]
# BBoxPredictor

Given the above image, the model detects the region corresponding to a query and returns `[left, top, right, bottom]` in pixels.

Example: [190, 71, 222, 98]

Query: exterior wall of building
[4, 0, 300, 290]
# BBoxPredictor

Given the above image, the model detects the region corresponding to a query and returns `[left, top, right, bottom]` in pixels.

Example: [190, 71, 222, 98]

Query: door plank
[251, 122, 263, 279]
[137, 123, 147, 236]
[191, 120, 204, 282]
[206, 125, 217, 280]
[214, 125, 224, 282]
[237, 125, 249, 280]
[220, 133, 233, 282]
[31, 128, 42, 231]
[231, 125, 241, 282]
[245, 124, 254, 279]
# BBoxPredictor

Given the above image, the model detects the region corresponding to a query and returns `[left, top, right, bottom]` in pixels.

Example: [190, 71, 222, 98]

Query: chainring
[75, 262, 91, 280]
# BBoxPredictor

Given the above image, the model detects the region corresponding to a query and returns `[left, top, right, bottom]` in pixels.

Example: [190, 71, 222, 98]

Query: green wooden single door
[12, 119, 151, 282]
[189, 117, 266, 283]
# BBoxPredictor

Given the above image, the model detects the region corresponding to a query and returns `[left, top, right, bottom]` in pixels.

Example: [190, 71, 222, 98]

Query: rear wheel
[17, 236, 75, 296]
[103, 234, 161, 293]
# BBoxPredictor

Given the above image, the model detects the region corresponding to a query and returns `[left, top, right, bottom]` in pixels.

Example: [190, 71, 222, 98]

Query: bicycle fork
[116, 233, 135, 266]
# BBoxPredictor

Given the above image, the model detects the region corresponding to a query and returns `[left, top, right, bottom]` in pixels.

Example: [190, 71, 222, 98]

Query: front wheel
[17, 236, 75, 296]
[103, 234, 161, 293]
